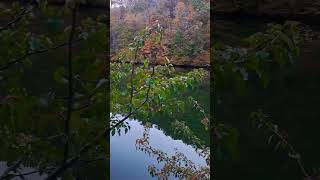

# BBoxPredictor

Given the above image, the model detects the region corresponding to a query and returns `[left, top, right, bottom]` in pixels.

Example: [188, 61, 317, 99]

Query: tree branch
[0, 39, 82, 71]
[44, 63, 156, 180]
[0, 7, 31, 33]
[0, 158, 23, 180]
[63, 4, 78, 163]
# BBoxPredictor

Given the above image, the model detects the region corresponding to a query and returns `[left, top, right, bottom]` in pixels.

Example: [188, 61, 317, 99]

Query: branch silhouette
[0, 39, 82, 71]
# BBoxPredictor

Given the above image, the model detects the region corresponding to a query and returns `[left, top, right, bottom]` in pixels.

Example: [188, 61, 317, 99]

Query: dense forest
[111, 0, 210, 67]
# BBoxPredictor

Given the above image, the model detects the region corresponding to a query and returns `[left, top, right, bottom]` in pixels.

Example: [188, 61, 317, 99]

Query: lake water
[214, 20, 320, 180]
[110, 118, 208, 180]
[110, 77, 210, 179]
[0, 162, 48, 180]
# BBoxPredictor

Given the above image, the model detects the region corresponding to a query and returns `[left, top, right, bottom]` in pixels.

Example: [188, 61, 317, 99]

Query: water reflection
[110, 117, 209, 180]
[0, 162, 49, 180]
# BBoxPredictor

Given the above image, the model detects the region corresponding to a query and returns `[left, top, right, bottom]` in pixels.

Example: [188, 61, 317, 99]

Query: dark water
[215, 20, 320, 180]
[0, 162, 48, 180]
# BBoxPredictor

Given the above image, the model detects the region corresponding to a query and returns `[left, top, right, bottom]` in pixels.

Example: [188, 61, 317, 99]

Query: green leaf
[143, 59, 149, 67]
[54, 67, 68, 84]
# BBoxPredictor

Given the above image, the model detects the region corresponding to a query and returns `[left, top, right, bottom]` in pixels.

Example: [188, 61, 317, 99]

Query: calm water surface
[110, 118, 208, 180]
[110, 80, 210, 179]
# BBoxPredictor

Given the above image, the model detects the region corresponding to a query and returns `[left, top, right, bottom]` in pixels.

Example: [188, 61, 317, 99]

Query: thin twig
[0, 39, 82, 71]
[64, 4, 78, 164]
[130, 48, 139, 111]
[44, 60, 156, 180]
[2, 167, 56, 180]
[45, 24, 163, 180]
[0, 158, 23, 180]
[0, 8, 31, 33]
[253, 112, 312, 179]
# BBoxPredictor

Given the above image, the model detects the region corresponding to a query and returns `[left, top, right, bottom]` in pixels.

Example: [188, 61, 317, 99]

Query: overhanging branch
[0, 39, 82, 71]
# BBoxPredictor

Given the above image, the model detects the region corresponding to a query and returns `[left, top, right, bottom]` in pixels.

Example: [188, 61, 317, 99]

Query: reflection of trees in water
[135, 122, 210, 180]
[130, 89, 211, 149]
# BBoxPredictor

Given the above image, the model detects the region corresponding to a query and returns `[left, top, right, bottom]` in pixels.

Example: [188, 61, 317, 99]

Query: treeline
[111, 0, 210, 59]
